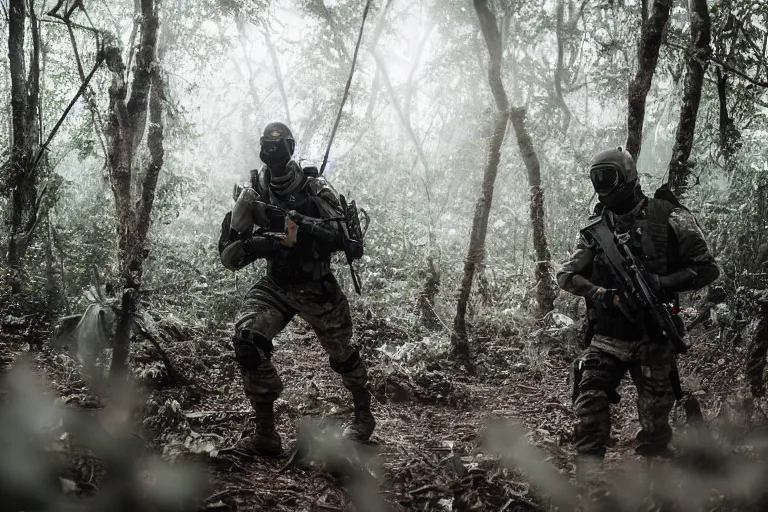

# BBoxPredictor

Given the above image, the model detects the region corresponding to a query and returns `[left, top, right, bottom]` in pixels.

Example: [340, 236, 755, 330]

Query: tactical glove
[657, 268, 698, 293]
[593, 287, 620, 309]
[286, 210, 340, 243]
[646, 273, 662, 294]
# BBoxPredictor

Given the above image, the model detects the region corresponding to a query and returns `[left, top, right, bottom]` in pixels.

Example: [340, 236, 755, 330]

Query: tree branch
[626, 0, 672, 160]
[126, 0, 160, 151]
[554, 0, 572, 132]
[474, 0, 509, 112]
[262, 28, 292, 126]
[65, 15, 109, 161]
[666, 39, 768, 88]
[320, 0, 374, 175]
[29, 53, 106, 175]
[136, 67, 164, 245]
[668, 0, 711, 195]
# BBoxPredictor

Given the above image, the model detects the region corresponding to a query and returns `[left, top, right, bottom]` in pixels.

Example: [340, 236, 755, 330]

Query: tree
[6, 0, 43, 294]
[511, 107, 557, 318]
[668, 0, 711, 195]
[451, 0, 510, 371]
[101, 0, 165, 381]
[626, 0, 672, 160]
[452, 0, 557, 370]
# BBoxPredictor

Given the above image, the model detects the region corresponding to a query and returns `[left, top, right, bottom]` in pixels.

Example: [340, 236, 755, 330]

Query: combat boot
[232, 402, 283, 457]
[575, 454, 617, 512]
[342, 387, 376, 442]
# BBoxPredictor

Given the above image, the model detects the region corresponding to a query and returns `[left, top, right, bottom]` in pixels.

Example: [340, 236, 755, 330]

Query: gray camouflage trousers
[233, 273, 367, 406]
[573, 335, 676, 459]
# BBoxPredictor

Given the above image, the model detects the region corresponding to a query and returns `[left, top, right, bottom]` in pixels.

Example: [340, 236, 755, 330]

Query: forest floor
[1, 311, 765, 511]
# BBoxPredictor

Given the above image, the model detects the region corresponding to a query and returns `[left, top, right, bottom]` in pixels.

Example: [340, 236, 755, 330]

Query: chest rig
[254, 165, 334, 284]
[583, 198, 677, 340]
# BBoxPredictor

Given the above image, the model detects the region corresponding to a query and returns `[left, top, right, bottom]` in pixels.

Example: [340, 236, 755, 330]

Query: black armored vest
[583, 197, 677, 340]
[254, 166, 335, 284]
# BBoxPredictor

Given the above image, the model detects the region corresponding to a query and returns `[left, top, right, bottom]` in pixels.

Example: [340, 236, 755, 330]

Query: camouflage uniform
[219, 153, 373, 454]
[559, 199, 719, 461]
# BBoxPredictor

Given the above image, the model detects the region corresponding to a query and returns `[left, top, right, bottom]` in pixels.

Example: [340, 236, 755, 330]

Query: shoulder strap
[646, 198, 675, 272]
[654, 183, 687, 210]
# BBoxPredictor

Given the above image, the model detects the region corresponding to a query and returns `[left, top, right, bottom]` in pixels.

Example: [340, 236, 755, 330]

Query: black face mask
[259, 138, 293, 173]
[598, 182, 640, 215]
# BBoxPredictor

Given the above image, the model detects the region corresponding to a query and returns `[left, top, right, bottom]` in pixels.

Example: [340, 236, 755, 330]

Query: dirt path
[3, 317, 761, 511]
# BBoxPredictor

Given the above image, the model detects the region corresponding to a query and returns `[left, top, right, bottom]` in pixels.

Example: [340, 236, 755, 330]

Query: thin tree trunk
[626, 0, 672, 160]
[104, 0, 164, 382]
[365, 67, 382, 120]
[6, 0, 42, 294]
[510, 107, 557, 318]
[668, 0, 711, 195]
[554, 0, 572, 132]
[716, 68, 740, 165]
[747, 304, 768, 398]
[451, 0, 510, 372]
[263, 29, 292, 126]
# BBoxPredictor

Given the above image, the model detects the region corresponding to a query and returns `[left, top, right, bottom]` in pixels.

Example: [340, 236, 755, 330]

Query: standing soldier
[218, 122, 374, 456]
[557, 147, 719, 477]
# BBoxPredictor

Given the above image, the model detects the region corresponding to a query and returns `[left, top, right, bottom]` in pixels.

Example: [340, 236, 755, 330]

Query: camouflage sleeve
[664, 208, 720, 292]
[305, 177, 346, 251]
[310, 177, 345, 218]
[218, 211, 282, 271]
[556, 234, 600, 298]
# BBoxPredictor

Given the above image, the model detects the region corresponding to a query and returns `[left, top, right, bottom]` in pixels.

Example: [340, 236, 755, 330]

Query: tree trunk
[510, 107, 557, 318]
[103, 0, 164, 382]
[747, 304, 768, 398]
[554, 0, 572, 133]
[263, 29, 292, 127]
[668, 0, 711, 195]
[716, 68, 740, 164]
[451, 0, 510, 372]
[626, 0, 672, 160]
[417, 256, 441, 329]
[6, 0, 42, 294]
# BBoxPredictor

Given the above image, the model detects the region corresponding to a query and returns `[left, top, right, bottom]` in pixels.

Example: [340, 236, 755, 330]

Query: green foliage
[0, 0, 766, 353]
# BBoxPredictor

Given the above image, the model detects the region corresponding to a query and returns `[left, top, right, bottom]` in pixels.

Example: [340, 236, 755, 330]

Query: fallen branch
[409, 483, 450, 495]
[204, 487, 256, 503]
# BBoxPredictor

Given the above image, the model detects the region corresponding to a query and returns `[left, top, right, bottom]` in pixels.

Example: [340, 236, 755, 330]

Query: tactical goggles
[259, 136, 293, 146]
[259, 137, 294, 155]
[589, 163, 624, 194]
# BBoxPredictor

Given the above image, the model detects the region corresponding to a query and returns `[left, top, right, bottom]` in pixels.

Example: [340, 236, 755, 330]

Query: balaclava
[589, 147, 644, 215]
[259, 122, 295, 176]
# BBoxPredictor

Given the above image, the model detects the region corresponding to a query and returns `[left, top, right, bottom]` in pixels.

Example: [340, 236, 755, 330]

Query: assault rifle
[232, 184, 369, 294]
[587, 220, 704, 423]
[587, 222, 690, 354]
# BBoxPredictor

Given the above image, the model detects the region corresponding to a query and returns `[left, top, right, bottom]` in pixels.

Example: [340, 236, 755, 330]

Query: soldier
[557, 147, 719, 475]
[218, 122, 375, 456]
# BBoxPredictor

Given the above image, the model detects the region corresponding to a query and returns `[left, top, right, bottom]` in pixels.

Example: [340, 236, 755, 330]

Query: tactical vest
[583, 197, 677, 340]
[253, 165, 337, 284]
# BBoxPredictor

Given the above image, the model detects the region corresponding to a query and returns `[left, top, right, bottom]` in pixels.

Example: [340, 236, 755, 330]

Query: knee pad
[329, 348, 361, 374]
[232, 331, 274, 371]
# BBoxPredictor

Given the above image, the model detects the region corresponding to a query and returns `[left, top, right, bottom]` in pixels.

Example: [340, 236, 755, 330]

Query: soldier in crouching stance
[218, 122, 374, 456]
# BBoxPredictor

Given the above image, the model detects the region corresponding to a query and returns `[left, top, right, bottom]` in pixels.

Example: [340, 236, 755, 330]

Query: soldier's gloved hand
[593, 287, 620, 308]
[646, 273, 663, 294]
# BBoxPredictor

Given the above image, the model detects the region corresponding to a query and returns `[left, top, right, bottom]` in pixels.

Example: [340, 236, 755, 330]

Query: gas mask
[589, 147, 641, 215]
[259, 122, 295, 174]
